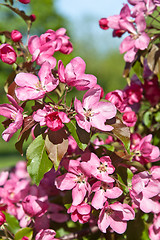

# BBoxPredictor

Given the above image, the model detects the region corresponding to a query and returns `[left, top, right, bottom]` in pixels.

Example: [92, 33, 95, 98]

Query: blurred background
[0, 0, 127, 168]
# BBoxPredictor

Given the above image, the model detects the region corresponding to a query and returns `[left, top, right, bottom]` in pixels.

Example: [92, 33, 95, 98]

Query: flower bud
[99, 18, 109, 30]
[30, 14, 36, 22]
[11, 30, 22, 42]
[0, 44, 17, 65]
[18, 0, 30, 4]
[0, 211, 5, 226]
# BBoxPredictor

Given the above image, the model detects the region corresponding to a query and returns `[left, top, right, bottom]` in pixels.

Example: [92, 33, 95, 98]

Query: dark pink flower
[18, 0, 30, 4]
[35, 229, 56, 240]
[99, 18, 109, 30]
[11, 30, 22, 42]
[45, 111, 70, 131]
[0, 211, 5, 226]
[22, 195, 48, 217]
[122, 109, 137, 127]
[0, 44, 17, 65]
[67, 202, 91, 224]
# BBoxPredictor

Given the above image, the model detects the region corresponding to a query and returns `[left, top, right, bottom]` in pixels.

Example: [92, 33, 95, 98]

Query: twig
[59, 225, 99, 240]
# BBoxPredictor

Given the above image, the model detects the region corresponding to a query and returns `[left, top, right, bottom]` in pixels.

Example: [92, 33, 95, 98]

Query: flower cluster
[0, 0, 160, 239]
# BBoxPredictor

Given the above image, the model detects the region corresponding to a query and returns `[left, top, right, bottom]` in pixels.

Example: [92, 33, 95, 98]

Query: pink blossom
[80, 153, 115, 183]
[119, 13, 150, 62]
[15, 62, 59, 101]
[91, 181, 123, 209]
[67, 202, 91, 224]
[45, 111, 70, 131]
[0, 44, 17, 65]
[28, 35, 56, 67]
[98, 202, 135, 234]
[0, 94, 23, 141]
[133, 134, 160, 163]
[0, 172, 9, 186]
[11, 30, 22, 42]
[22, 195, 48, 217]
[74, 87, 117, 133]
[55, 159, 90, 206]
[149, 213, 160, 240]
[105, 90, 127, 112]
[130, 169, 160, 213]
[35, 229, 56, 240]
[58, 57, 97, 90]
[33, 105, 53, 126]
[122, 108, 137, 127]
[124, 81, 143, 105]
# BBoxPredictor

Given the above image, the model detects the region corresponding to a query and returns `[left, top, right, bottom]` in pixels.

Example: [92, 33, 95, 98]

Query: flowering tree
[0, 0, 160, 239]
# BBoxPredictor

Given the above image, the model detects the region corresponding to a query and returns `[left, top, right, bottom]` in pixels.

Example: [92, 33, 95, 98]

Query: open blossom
[67, 202, 91, 224]
[74, 87, 117, 133]
[0, 94, 23, 141]
[0, 44, 17, 65]
[91, 181, 123, 210]
[149, 213, 160, 240]
[55, 159, 91, 206]
[58, 57, 97, 90]
[80, 153, 115, 183]
[15, 62, 59, 101]
[28, 28, 72, 67]
[133, 134, 160, 163]
[130, 168, 160, 213]
[119, 13, 150, 62]
[98, 202, 135, 234]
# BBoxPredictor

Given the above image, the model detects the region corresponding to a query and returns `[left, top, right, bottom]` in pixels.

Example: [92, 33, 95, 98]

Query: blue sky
[55, 0, 126, 52]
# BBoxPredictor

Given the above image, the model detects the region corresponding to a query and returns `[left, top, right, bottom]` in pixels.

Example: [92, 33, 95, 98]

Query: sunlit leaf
[65, 119, 90, 151]
[14, 227, 33, 240]
[27, 134, 53, 185]
[3, 212, 20, 235]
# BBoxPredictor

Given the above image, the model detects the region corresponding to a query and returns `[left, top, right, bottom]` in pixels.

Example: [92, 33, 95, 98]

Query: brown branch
[59, 225, 99, 240]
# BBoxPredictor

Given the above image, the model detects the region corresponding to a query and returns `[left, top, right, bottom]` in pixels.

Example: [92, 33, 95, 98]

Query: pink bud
[30, 14, 36, 22]
[99, 18, 109, 30]
[22, 237, 29, 240]
[18, 0, 30, 4]
[0, 211, 5, 226]
[0, 44, 17, 65]
[11, 30, 22, 42]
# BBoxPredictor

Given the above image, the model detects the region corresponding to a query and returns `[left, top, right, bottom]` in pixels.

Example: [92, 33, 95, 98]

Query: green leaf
[132, 61, 144, 83]
[101, 144, 115, 152]
[14, 227, 33, 240]
[45, 129, 68, 171]
[143, 111, 152, 128]
[3, 212, 20, 235]
[27, 134, 53, 185]
[65, 119, 90, 151]
[111, 117, 130, 153]
[155, 111, 160, 122]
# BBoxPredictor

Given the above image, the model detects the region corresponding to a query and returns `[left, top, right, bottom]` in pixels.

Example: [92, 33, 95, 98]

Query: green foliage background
[0, 0, 126, 168]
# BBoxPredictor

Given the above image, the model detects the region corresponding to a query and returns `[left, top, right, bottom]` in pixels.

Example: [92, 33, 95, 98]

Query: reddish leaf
[45, 129, 68, 170]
